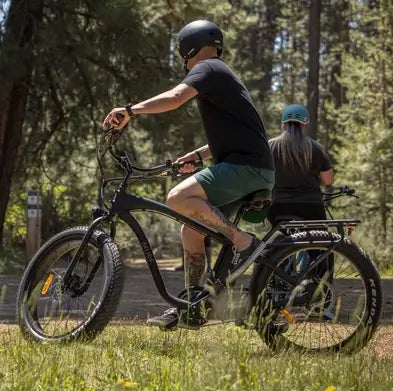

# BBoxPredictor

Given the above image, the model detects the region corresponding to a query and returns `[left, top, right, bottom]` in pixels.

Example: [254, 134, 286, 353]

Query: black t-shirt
[270, 138, 331, 203]
[182, 58, 274, 169]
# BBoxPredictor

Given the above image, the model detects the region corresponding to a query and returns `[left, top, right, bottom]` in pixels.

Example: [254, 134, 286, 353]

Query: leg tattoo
[190, 202, 239, 241]
[184, 250, 206, 287]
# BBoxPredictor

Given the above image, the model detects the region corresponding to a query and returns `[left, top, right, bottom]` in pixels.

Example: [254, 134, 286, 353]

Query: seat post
[233, 204, 247, 226]
[204, 236, 212, 273]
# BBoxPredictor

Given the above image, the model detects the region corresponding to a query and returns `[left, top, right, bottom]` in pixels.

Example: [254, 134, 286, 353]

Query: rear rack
[275, 219, 360, 244]
[277, 219, 360, 230]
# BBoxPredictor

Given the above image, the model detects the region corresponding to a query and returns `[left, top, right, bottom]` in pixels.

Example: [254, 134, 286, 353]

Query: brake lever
[340, 186, 357, 198]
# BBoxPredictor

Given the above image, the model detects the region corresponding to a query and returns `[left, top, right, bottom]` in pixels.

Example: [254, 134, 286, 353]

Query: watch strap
[125, 103, 135, 118]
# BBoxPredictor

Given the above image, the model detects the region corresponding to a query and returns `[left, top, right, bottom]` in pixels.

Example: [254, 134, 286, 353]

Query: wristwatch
[195, 151, 203, 161]
[125, 103, 135, 118]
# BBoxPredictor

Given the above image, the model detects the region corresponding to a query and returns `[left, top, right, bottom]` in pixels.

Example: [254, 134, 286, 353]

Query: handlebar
[99, 127, 203, 177]
[131, 159, 204, 178]
[322, 186, 358, 203]
[99, 125, 204, 189]
[97, 125, 205, 211]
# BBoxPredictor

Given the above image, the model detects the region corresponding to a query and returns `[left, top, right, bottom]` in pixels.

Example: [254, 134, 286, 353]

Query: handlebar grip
[114, 113, 125, 123]
[340, 186, 355, 195]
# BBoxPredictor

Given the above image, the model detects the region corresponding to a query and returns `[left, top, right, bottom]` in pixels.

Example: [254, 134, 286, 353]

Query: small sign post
[26, 190, 41, 262]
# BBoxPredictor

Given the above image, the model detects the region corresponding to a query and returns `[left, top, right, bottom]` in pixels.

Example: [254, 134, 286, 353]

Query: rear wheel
[17, 227, 124, 342]
[250, 230, 382, 353]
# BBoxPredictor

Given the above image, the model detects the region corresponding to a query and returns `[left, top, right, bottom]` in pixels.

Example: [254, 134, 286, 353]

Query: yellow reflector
[41, 273, 54, 295]
[280, 308, 296, 324]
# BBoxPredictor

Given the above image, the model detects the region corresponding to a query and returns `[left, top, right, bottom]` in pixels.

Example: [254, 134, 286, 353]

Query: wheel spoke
[257, 241, 376, 351]
[25, 240, 107, 338]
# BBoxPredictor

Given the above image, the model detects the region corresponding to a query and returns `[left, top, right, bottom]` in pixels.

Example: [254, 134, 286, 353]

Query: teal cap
[281, 104, 310, 124]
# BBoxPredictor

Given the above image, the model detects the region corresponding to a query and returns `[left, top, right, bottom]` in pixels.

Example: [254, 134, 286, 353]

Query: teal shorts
[194, 162, 274, 218]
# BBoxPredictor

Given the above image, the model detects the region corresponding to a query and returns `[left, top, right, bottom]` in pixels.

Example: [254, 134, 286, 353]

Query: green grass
[1, 323, 393, 390]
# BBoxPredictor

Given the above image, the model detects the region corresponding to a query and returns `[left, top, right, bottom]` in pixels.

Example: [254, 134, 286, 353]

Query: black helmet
[177, 20, 223, 60]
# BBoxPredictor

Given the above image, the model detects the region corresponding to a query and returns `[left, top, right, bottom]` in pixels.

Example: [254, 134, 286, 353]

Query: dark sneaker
[146, 308, 179, 330]
[231, 237, 261, 272]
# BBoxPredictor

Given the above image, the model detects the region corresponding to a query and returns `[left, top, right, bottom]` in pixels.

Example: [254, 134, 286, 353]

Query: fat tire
[249, 230, 382, 353]
[17, 226, 124, 343]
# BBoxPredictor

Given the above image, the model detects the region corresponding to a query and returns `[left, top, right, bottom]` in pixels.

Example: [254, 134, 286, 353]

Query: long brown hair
[269, 121, 313, 173]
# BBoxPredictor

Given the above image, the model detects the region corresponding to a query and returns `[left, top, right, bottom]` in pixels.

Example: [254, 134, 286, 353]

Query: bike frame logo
[141, 241, 155, 264]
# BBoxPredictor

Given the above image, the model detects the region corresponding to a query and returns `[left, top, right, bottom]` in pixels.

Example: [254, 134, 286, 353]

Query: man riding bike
[103, 20, 274, 329]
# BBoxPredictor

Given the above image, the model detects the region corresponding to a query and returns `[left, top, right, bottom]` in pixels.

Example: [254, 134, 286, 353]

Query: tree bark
[257, 1, 281, 102]
[0, 0, 43, 243]
[329, 0, 350, 108]
[307, 0, 321, 139]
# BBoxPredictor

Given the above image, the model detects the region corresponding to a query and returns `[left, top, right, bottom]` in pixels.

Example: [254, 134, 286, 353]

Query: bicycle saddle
[240, 189, 271, 223]
[241, 189, 271, 205]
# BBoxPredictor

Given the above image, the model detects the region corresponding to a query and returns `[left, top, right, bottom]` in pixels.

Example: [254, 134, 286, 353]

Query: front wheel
[17, 227, 124, 342]
[249, 230, 382, 353]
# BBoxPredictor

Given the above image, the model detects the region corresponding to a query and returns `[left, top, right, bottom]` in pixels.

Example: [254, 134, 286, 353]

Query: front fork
[62, 215, 113, 294]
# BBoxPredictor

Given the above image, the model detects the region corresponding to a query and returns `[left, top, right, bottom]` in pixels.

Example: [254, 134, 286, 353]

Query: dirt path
[1, 260, 393, 323]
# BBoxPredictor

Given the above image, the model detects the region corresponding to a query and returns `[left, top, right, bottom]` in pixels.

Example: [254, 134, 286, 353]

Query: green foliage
[4, 195, 26, 245]
[327, 0, 393, 269]
[0, 244, 24, 274]
[1, 0, 393, 270]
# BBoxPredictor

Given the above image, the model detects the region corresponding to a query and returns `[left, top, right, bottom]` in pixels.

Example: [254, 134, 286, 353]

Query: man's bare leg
[168, 176, 252, 251]
[146, 176, 252, 329]
[181, 225, 206, 287]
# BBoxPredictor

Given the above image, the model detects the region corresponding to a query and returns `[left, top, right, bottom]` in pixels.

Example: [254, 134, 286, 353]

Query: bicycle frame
[63, 140, 362, 312]
[64, 183, 361, 312]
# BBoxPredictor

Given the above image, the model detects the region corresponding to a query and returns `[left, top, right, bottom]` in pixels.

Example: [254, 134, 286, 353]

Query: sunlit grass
[1, 323, 393, 390]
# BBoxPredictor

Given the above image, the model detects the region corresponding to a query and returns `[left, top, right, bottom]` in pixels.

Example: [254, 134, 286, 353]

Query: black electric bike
[17, 127, 382, 353]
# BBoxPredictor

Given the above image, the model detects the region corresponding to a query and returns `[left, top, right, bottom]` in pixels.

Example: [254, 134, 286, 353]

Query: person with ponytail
[267, 104, 334, 225]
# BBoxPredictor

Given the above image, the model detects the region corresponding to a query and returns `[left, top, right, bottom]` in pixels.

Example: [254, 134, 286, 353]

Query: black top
[182, 58, 274, 169]
[270, 138, 331, 203]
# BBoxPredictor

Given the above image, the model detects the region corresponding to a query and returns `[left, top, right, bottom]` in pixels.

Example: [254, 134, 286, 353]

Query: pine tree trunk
[307, 0, 321, 139]
[0, 0, 43, 244]
[329, 0, 350, 108]
[258, 1, 281, 102]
